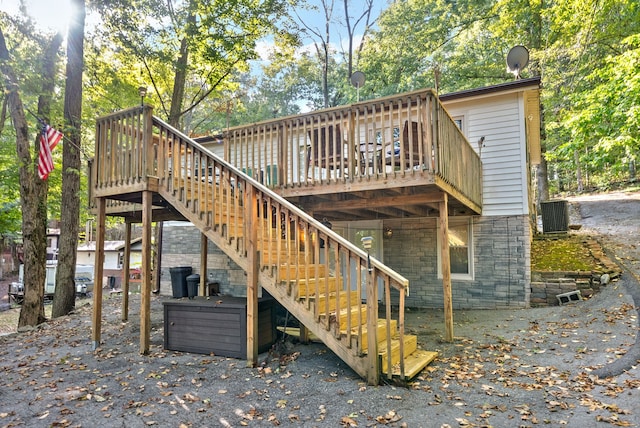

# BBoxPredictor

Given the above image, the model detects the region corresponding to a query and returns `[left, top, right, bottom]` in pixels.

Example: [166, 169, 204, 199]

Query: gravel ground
[0, 190, 638, 428]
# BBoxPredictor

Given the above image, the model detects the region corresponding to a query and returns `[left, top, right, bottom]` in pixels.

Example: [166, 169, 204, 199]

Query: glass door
[333, 220, 383, 301]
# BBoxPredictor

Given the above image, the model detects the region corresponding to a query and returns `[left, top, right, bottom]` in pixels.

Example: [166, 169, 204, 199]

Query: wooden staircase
[92, 107, 437, 384]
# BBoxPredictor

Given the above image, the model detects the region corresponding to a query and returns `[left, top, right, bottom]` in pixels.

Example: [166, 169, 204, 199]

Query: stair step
[295, 277, 340, 298]
[346, 319, 398, 350]
[313, 290, 359, 312]
[379, 335, 418, 369]
[257, 239, 295, 251]
[277, 264, 327, 281]
[381, 349, 438, 380]
[331, 306, 368, 328]
[260, 247, 306, 257]
[261, 252, 306, 265]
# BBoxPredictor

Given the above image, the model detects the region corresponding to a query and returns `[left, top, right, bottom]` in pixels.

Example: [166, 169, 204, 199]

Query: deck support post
[140, 190, 152, 354]
[246, 185, 259, 367]
[200, 233, 208, 296]
[439, 194, 454, 342]
[91, 197, 106, 350]
[299, 325, 310, 343]
[122, 221, 132, 321]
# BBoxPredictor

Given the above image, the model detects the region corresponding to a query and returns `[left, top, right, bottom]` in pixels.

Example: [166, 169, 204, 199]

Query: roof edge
[439, 76, 541, 102]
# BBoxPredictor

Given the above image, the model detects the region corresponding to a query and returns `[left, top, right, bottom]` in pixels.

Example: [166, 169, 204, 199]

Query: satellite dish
[506, 45, 529, 79]
[350, 71, 366, 101]
[350, 71, 366, 88]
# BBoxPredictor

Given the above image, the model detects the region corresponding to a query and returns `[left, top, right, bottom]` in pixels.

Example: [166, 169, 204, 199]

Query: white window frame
[437, 217, 474, 280]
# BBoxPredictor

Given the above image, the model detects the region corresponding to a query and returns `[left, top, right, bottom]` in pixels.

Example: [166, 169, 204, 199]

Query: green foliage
[0, 11, 65, 225]
[92, 0, 292, 131]
[541, 0, 640, 190]
[531, 236, 603, 272]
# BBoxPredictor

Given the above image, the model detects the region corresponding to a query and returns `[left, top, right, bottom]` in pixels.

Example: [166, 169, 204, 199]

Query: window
[452, 116, 464, 132]
[437, 218, 473, 280]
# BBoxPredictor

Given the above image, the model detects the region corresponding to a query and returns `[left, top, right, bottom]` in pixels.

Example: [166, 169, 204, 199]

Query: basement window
[437, 217, 473, 280]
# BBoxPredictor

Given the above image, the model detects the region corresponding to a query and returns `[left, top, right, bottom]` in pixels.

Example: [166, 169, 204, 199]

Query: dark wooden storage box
[163, 296, 276, 358]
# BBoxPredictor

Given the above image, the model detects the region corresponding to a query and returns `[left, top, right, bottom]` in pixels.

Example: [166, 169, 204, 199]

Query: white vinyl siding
[442, 93, 529, 216]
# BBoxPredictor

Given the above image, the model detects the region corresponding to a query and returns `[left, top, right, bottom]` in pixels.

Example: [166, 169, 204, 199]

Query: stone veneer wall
[382, 215, 531, 309]
[160, 214, 532, 308]
[160, 222, 247, 297]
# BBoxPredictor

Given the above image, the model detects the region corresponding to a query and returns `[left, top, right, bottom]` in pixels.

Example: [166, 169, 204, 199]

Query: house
[77, 238, 142, 288]
[87, 77, 541, 384]
[162, 77, 541, 309]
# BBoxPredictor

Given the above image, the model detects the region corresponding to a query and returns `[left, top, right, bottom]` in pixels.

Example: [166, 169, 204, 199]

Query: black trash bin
[108, 276, 116, 289]
[186, 274, 200, 299]
[169, 266, 192, 298]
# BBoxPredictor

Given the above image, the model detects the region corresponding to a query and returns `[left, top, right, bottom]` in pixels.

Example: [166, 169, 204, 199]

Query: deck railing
[219, 89, 481, 208]
[91, 106, 411, 383]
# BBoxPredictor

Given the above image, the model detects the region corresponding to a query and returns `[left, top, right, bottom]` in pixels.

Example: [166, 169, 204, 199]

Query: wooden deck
[88, 90, 482, 385]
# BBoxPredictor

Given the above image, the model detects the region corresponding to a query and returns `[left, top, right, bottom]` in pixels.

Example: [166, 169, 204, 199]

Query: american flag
[38, 124, 63, 180]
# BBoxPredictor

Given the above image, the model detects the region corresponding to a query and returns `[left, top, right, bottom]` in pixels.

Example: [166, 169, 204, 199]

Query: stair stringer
[157, 186, 370, 379]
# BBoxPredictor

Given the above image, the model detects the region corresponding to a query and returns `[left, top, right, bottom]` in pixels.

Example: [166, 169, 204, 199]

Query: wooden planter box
[163, 296, 276, 358]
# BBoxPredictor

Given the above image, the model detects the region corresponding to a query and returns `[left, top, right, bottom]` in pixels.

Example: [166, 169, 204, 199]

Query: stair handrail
[148, 114, 409, 292]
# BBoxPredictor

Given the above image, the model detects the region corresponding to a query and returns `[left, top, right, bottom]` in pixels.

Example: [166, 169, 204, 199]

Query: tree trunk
[167, 4, 195, 128]
[536, 152, 550, 204]
[574, 150, 583, 192]
[53, 0, 86, 318]
[0, 29, 62, 327]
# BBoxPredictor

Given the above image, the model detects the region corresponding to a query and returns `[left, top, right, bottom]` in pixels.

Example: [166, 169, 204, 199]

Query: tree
[52, 0, 86, 318]
[94, 0, 291, 130]
[542, 0, 640, 191]
[340, 0, 375, 79]
[292, 0, 377, 107]
[0, 24, 63, 327]
[359, 0, 509, 98]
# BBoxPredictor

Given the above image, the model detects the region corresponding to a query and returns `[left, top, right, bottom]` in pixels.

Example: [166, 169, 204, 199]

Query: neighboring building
[77, 238, 142, 288]
[160, 78, 542, 309]
[46, 228, 60, 261]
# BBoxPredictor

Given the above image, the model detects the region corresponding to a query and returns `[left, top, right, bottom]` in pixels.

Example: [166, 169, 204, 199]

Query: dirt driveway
[0, 190, 639, 427]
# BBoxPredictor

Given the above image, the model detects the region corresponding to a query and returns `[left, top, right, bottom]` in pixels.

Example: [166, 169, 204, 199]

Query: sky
[0, 0, 74, 33]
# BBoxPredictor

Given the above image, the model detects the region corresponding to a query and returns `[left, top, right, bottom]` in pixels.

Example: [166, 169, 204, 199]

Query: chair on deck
[306, 124, 349, 178]
[386, 120, 422, 169]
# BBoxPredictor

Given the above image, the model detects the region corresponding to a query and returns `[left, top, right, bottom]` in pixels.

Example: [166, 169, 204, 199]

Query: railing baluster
[385, 276, 393, 379]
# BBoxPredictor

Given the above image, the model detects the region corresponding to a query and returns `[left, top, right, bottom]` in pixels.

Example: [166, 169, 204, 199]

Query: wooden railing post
[246, 184, 259, 367]
[142, 105, 154, 178]
[366, 264, 379, 385]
